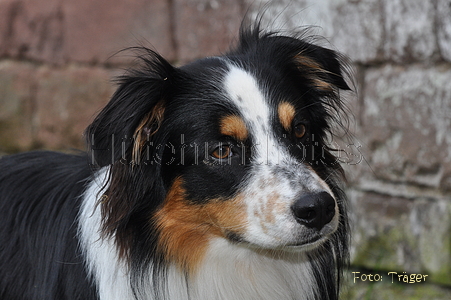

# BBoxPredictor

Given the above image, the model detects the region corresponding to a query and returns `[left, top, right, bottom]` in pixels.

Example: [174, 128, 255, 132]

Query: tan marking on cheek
[154, 178, 247, 276]
[202, 194, 247, 237]
[278, 102, 296, 132]
[154, 178, 209, 276]
[220, 115, 248, 141]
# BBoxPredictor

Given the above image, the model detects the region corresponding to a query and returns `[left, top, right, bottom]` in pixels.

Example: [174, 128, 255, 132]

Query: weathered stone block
[0, 0, 15, 56]
[33, 65, 114, 149]
[437, 0, 451, 62]
[331, 0, 384, 63]
[0, 0, 174, 64]
[382, 0, 436, 62]
[359, 65, 451, 192]
[342, 275, 451, 300]
[349, 189, 451, 285]
[0, 61, 35, 152]
[0, 0, 64, 63]
[0, 61, 115, 152]
[173, 0, 244, 63]
[250, 0, 384, 63]
[63, 0, 174, 64]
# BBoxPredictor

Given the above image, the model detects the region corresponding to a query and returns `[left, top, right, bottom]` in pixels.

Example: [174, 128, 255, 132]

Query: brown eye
[211, 145, 232, 159]
[294, 123, 306, 139]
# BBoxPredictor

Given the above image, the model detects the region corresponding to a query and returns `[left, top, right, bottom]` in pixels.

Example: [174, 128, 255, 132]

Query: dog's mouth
[291, 234, 322, 246]
[284, 221, 340, 250]
[284, 234, 328, 251]
[225, 230, 330, 252]
[282, 209, 340, 251]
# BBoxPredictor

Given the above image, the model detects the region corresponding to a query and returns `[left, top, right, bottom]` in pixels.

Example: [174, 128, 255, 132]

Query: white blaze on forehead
[225, 66, 269, 122]
[223, 65, 280, 165]
[224, 65, 269, 131]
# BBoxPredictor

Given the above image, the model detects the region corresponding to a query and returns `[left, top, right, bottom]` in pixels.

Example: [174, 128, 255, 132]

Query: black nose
[291, 192, 336, 231]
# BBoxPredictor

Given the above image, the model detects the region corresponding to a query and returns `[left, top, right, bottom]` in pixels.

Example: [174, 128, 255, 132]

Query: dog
[0, 22, 351, 300]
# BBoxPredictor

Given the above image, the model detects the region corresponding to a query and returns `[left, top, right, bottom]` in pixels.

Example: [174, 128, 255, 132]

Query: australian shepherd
[0, 22, 351, 300]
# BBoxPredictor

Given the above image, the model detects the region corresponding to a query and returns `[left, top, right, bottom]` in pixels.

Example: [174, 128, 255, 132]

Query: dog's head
[86, 26, 350, 274]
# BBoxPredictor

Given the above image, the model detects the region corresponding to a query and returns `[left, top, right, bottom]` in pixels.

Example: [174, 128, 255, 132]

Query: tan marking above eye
[278, 102, 296, 132]
[220, 115, 248, 141]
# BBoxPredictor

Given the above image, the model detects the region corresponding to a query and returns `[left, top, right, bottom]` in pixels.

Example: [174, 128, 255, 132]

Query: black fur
[0, 151, 97, 299]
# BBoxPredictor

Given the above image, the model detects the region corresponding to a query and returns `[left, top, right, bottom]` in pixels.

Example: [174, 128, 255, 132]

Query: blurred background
[0, 0, 450, 299]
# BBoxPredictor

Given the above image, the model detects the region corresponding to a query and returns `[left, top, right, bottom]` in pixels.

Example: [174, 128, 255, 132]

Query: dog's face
[87, 31, 350, 273]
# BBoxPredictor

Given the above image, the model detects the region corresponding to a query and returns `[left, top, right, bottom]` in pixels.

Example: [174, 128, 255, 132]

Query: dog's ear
[85, 50, 176, 256]
[85, 49, 175, 167]
[233, 26, 350, 93]
[293, 44, 350, 93]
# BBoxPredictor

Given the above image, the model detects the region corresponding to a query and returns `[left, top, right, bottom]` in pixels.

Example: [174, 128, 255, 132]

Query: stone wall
[1, 0, 450, 298]
[0, 0, 247, 152]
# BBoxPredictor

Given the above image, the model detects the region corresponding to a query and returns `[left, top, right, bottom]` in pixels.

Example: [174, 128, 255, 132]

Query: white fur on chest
[78, 170, 136, 300]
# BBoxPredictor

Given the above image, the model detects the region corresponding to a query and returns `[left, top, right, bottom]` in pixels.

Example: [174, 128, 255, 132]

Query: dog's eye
[294, 123, 307, 139]
[211, 145, 232, 159]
